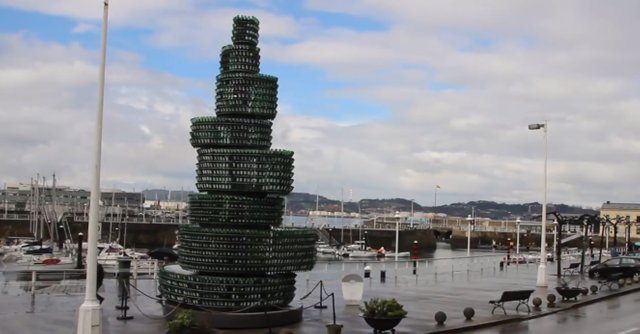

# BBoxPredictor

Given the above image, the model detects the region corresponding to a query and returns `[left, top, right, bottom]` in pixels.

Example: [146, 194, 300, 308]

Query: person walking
[96, 263, 105, 304]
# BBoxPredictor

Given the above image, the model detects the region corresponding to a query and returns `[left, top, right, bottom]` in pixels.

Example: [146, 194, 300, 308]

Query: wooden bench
[562, 262, 580, 276]
[489, 289, 535, 315]
[599, 273, 623, 291]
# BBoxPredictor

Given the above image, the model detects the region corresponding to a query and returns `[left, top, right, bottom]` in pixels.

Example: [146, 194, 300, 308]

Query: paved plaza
[1, 255, 638, 334]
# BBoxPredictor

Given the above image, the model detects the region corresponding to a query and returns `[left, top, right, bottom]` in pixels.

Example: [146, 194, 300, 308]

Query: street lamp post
[410, 199, 414, 228]
[77, 1, 109, 333]
[394, 211, 401, 262]
[552, 219, 558, 260]
[516, 218, 521, 255]
[624, 216, 631, 254]
[529, 121, 548, 287]
[466, 214, 473, 256]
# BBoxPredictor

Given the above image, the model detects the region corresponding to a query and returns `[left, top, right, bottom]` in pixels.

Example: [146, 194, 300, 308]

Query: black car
[588, 256, 640, 279]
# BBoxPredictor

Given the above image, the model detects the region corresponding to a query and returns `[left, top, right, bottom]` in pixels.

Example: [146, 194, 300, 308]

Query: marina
[0, 244, 632, 333]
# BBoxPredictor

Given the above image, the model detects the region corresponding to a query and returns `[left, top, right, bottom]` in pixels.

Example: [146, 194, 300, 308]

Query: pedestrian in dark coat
[96, 263, 105, 304]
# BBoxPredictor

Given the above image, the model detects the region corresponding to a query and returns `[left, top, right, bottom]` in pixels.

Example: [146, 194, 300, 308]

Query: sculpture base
[163, 302, 303, 330]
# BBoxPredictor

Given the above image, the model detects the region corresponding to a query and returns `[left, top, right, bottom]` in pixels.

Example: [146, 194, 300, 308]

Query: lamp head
[528, 123, 544, 130]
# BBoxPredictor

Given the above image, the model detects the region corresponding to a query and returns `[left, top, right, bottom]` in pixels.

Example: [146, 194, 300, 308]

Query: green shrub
[360, 297, 408, 318]
[167, 310, 193, 334]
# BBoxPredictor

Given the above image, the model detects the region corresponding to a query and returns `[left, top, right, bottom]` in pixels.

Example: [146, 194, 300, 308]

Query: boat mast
[179, 187, 184, 225]
[52, 173, 58, 243]
[3, 182, 7, 219]
[315, 185, 319, 212]
[29, 177, 34, 235]
[283, 195, 288, 225]
[41, 175, 46, 240]
[340, 187, 344, 244]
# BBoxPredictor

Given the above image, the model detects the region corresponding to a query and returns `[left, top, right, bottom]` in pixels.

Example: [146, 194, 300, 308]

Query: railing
[312, 253, 505, 276]
[0, 259, 160, 294]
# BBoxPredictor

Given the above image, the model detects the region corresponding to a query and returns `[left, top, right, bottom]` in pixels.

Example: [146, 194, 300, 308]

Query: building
[600, 201, 640, 238]
[0, 183, 144, 214]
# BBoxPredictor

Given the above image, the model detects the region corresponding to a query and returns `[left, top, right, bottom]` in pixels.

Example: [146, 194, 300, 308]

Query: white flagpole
[77, 1, 109, 333]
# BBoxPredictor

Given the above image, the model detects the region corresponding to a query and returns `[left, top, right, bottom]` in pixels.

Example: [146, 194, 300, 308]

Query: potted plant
[555, 280, 582, 301]
[360, 297, 407, 333]
[167, 310, 194, 334]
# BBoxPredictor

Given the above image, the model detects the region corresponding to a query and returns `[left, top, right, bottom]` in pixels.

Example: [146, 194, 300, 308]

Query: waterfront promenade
[0, 251, 637, 334]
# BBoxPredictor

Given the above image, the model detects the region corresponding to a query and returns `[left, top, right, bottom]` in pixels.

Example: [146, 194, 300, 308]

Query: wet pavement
[1, 255, 639, 334]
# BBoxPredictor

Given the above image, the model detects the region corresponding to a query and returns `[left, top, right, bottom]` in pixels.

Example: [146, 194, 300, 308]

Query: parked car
[588, 256, 640, 279]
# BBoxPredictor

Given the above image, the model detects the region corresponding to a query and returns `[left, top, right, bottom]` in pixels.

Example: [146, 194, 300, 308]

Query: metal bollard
[31, 271, 36, 295]
[116, 256, 134, 320]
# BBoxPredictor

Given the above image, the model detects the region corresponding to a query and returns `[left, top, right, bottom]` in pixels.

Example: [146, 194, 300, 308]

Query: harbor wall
[0, 220, 178, 249]
[326, 227, 437, 253]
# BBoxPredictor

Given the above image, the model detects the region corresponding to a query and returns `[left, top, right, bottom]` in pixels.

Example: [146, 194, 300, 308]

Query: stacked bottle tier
[177, 225, 317, 274]
[194, 148, 294, 195]
[214, 73, 278, 119]
[159, 265, 296, 311]
[190, 116, 272, 149]
[188, 193, 284, 227]
[231, 16, 259, 47]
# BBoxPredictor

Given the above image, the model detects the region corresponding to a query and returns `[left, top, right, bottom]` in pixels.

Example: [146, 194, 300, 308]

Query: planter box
[555, 287, 582, 301]
[362, 316, 403, 332]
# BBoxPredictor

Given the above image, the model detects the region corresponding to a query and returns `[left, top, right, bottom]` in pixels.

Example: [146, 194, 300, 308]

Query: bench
[489, 289, 535, 315]
[599, 273, 623, 291]
[562, 262, 580, 276]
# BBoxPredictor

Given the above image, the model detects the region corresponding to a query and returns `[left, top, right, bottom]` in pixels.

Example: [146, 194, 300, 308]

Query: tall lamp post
[529, 121, 548, 287]
[410, 199, 414, 228]
[394, 211, 401, 262]
[466, 214, 473, 256]
[516, 218, 521, 255]
[552, 219, 558, 260]
[77, 1, 109, 333]
[433, 185, 440, 210]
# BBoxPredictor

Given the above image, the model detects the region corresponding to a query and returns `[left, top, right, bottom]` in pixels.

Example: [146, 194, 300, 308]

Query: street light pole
[529, 121, 548, 287]
[394, 211, 400, 262]
[77, 1, 109, 333]
[410, 199, 414, 228]
[516, 218, 521, 255]
[553, 219, 558, 260]
[466, 215, 473, 256]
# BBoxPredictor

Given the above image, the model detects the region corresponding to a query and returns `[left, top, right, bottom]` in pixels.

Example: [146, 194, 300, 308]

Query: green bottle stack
[158, 15, 317, 311]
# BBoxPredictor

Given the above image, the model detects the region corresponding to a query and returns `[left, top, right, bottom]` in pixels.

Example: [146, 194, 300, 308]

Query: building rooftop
[601, 202, 640, 211]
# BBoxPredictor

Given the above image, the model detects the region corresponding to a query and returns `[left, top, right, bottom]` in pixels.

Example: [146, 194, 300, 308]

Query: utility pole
[77, 1, 109, 332]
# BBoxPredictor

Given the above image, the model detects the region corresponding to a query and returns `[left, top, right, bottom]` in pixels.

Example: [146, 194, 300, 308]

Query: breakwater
[0, 219, 178, 249]
[325, 227, 437, 252]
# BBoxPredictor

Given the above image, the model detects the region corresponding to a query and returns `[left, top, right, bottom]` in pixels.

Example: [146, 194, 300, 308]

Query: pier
[1, 246, 638, 333]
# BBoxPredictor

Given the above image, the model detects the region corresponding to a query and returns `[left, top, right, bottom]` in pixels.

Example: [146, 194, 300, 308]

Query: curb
[425, 283, 640, 334]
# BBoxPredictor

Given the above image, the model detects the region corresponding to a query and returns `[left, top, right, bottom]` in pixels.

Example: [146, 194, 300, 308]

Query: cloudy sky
[0, 1, 638, 209]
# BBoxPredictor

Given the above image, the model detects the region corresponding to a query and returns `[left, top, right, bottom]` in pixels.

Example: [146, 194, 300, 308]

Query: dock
[0, 254, 638, 333]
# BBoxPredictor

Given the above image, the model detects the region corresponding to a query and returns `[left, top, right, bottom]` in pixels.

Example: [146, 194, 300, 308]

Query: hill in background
[141, 189, 598, 220]
[284, 193, 599, 220]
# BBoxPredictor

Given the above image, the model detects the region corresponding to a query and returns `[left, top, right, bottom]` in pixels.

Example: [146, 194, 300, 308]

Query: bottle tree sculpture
[159, 16, 317, 325]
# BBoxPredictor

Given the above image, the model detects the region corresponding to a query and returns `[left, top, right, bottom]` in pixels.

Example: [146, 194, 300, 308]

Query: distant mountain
[285, 192, 598, 220]
[140, 190, 599, 220]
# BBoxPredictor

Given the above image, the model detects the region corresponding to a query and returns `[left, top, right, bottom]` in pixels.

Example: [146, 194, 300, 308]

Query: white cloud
[0, 33, 206, 192]
[71, 23, 98, 34]
[1, 1, 639, 208]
